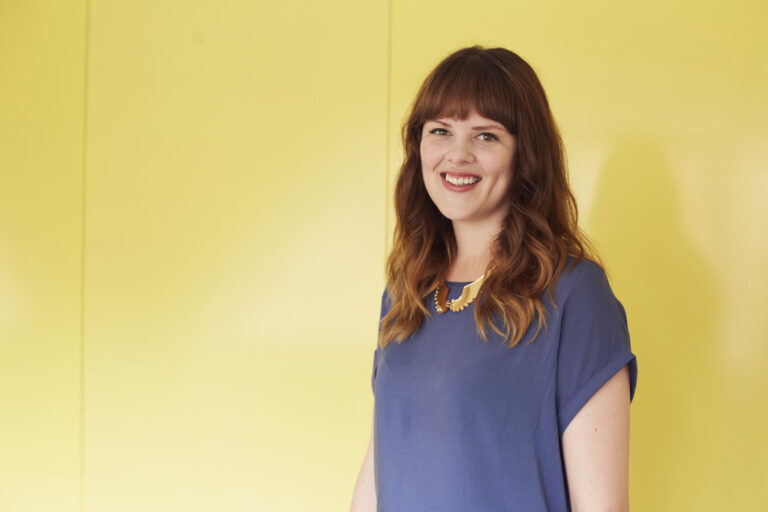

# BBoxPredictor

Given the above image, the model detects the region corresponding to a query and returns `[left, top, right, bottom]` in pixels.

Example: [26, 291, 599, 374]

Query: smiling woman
[350, 46, 638, 512]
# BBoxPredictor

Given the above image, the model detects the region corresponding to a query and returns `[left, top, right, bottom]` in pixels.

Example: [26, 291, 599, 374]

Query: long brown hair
[379, 45, 601, 349]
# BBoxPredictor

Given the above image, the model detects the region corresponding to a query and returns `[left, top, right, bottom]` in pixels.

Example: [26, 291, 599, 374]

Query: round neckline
[445, 280, 473, 285]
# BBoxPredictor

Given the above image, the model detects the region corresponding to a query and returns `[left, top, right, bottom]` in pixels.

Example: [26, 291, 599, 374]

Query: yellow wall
[83, 1, 387, 510]
[1, 0, 766, 510]
[0, 1, 86, 510]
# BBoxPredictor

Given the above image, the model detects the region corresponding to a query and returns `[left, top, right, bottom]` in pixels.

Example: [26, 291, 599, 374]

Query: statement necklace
[434, 271, 489, 313]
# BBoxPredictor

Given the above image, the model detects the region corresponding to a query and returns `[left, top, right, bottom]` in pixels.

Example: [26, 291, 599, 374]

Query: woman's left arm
[562, 364, 631, 512]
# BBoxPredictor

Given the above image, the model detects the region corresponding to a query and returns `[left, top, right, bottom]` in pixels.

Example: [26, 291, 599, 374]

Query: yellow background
[1, 0, 766, 510]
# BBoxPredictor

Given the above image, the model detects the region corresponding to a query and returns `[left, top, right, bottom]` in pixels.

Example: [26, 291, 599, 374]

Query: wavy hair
[379, 45, 602, 349]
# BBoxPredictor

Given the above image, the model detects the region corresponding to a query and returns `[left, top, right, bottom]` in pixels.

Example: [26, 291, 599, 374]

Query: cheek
[421, 166, 438, 198]
[485, 159, 514, 196]
[481, 156, 510, 182]
[419, 143, 440, 168]
[496, 155, 514, 181]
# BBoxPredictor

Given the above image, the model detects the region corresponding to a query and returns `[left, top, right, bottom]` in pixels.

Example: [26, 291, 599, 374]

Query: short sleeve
[555, 262, 638, 437]
[372, 287, 392, 395]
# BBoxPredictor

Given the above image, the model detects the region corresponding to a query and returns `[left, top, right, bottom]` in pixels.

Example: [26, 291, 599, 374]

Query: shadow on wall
[587, 136, 724, 511]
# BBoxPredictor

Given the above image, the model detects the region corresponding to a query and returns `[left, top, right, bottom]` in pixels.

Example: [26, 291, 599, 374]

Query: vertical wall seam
[384, 0, 392, 264]
[79, 0, 90, 510]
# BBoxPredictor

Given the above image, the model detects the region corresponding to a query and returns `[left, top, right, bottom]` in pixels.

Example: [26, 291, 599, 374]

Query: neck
[446, 218, 503, 282]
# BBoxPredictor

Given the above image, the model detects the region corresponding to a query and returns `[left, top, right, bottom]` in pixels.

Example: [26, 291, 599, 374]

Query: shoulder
[550, 258, 622, 317]
[554, 257, 611, 299]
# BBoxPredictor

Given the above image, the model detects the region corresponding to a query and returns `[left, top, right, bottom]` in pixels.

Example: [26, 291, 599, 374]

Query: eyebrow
[430, 119, 505, 130]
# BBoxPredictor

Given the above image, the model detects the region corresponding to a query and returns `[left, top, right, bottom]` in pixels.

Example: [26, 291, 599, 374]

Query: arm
[562, 364, 631, 512]
[350, 414, 377, 512]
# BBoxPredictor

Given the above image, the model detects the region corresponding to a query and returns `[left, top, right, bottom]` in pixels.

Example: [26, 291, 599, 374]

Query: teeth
[445, 174, 480, 186]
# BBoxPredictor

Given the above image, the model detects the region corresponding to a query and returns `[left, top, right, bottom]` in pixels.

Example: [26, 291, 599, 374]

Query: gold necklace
[434, 271, 489, 313]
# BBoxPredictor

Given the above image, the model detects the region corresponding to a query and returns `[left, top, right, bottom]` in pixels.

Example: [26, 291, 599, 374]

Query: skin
[350, 109, 631, 511]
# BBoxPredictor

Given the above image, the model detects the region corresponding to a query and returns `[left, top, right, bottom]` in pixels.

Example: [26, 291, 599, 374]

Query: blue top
[371, 259, 638, 511]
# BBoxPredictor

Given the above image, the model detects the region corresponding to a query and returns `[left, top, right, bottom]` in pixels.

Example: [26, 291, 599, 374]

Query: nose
[446, 136, 475, 165]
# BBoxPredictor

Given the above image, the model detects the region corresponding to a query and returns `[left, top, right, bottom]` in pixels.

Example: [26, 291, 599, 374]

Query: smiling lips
[441, 171, 481, 191]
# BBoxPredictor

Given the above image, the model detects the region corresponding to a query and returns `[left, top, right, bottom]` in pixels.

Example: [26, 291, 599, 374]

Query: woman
[350, 46, 638, 512]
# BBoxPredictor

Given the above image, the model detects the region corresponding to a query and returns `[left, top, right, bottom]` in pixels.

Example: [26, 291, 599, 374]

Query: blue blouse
[371, 259, 638, 511]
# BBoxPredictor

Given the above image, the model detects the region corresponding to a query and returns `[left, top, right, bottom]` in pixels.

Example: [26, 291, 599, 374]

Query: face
[420, 109, 516, 230]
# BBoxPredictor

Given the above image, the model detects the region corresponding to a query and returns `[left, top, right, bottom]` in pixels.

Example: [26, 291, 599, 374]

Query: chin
[436, 208, 473, 222]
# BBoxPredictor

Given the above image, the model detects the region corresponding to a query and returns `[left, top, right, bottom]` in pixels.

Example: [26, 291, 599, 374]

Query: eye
[429, 128, 449, 135]
[478, 132, 499, 142]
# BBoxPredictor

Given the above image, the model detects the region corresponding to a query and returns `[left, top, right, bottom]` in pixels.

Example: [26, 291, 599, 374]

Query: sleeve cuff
[557, 351, 638, 438]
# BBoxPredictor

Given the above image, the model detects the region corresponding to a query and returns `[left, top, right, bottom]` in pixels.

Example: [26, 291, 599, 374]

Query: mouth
[440, 171, 482, 187]
[440, 171, 482, 192]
